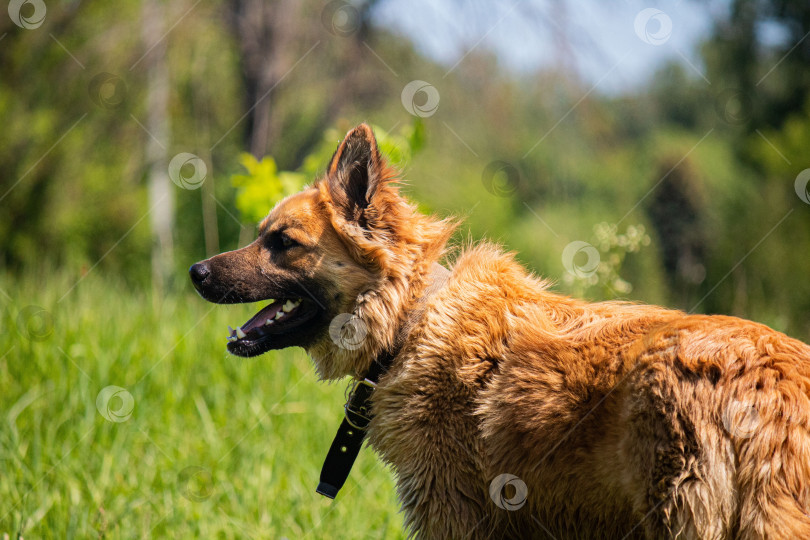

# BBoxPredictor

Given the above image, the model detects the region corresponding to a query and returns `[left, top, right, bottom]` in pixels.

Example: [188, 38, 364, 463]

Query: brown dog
[190, 124, 810, 539]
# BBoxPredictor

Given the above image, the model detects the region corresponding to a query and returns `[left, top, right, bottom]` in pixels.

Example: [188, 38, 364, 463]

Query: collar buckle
[343, 378, 377, 430]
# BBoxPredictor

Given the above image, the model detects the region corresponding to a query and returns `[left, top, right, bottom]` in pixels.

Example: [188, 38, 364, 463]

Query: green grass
[0, 269, 405, 539]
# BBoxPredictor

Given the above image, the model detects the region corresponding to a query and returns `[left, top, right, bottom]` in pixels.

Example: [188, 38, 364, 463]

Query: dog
[190, 124, 810, 539]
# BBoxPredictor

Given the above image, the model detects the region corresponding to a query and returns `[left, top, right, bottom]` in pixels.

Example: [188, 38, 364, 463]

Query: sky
[375, 0, 723, 94]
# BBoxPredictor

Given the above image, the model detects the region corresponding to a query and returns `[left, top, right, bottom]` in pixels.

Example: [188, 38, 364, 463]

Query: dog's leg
[722, 379, 810, 539]
[390, 454, 491, 540]
[622, 365, 737, 540]
[370, 367, 492, 540]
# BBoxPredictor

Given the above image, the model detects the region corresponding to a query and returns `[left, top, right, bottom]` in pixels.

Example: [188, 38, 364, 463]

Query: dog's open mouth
[226, 297, 320, 356]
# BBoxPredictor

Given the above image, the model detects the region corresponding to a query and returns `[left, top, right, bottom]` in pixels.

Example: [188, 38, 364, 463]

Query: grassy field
[0, 269, 405, 539]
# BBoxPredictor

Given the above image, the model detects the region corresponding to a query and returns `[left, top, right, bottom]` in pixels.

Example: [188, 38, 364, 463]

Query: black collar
[316, 263, 450, 499]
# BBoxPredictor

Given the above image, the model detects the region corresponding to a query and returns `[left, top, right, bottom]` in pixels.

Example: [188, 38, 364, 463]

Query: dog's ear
[325, 124, 384, 226]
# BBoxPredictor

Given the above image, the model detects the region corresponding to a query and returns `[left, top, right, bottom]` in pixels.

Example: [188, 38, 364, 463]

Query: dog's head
[190, 124, 455, 378]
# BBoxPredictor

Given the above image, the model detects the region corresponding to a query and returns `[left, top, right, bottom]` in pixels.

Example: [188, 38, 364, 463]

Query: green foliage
[2, 0, 808, 341]
[749, 99, 810, 177]
[562, 223, 651, 299]
[230, 121, 426, 224]
[230, 154, 308, 224]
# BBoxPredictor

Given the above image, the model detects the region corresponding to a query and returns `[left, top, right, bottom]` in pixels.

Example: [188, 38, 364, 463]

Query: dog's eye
[270, 232, 298, 251]
[281, 234, 295, 248]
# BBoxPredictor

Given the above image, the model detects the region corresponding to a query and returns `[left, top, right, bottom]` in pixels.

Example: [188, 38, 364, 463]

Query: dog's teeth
[283, 300, 295, 312]
[228, 325, 235, 336]
[265, 319, 273, 326]
[293, 299, 301, 307]
[275, 311, 284, 320]
[236, 327, 246, 339]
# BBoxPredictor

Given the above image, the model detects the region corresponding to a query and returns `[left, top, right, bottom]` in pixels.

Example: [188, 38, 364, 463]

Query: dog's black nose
[189, 262, 210, 285]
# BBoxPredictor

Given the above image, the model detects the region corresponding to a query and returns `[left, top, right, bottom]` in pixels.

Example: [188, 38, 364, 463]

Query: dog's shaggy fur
[194, 124, 810, 539]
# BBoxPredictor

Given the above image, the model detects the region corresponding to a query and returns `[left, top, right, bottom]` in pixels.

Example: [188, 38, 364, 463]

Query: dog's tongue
[241, 300, 284, 333]
[227, 298, 305, 342]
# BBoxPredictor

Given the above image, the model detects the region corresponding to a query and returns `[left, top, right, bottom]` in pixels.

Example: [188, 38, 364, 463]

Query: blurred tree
[704, 0, 810, 135]
[223, 0, 382, 159]
[224, 0, 299, 159]
[142, 0, 174, 290]
[645, 157, 708, 307]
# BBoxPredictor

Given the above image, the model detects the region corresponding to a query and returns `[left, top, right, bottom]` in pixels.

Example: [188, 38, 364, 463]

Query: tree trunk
[142, 0, 173, 290]
[225, 0, 297, 247]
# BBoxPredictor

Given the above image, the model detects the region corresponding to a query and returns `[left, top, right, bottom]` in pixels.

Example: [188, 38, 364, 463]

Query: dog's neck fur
[308, 250, 444, 380]
[354, 257, 448, 374]
[308, 193, 455, 380]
